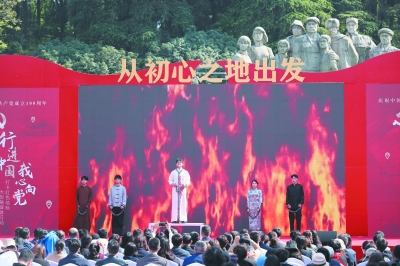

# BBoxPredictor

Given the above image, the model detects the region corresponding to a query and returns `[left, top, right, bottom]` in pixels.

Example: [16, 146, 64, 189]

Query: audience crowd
[1, 224, 399, 266]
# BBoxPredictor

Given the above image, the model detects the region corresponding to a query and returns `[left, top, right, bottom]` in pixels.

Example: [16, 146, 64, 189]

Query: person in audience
[79, 229, 89, 239]
[133, 229, 143, 239]
[376, 237, 393, 261]
[39, 230, 49, 241]
[360, 243, 377, 263]
[58, 239, 89, 266]
[290, 231, 301, 241]
[14, 227, 23, 240]
[39, 231, 60, 257]
[13, 249, 35, 266]
[182, 233, 195, 255]
[217, 235, 230, 253]
[183, 240, 206, 266]
[95, 239, 127, 266]
[318, 247, 339, 266]
[16, 237, 26, 252]
[109, 234, 120, 242]
[80, 234, 92, 259]
[257, 248, 277, 266]
[0, 239, 19, 265]
[328, 239, 348, 266]
[91, 233, 100, 241]
[225, 232, 233, 248]
[202, 225, 212, 241]
[203, 246, 229, 266]
[388, 245, 400, 266]
[272, 228, 286, 249]
[123, 242, 140, 262]
[31, 228, 43, 246]
[65, 227, 79, 249]
[368, 252, 385, 264]
[338, 233, 356, 266]
[32, 244, 50, 266]
[156, 235, 180, 265]
[88, 243, 102, 261]
[18, 228, 34, 250]
[234, 244, 257, 266]
[285, 240, 304, 262]
[55, 230, 66, 241]
[303, 230, 317, 252]
[120, 232, 134, 253]
[264, 254, 281, 266]
[171, 233, 191, 259]
[46, 240, 67, 263]
[324, 246, 341, 266]
[310, 253, 329, 266]
[296, 236, 312, 259]
[190, 231, 200, 249]
[259, 233, 270, 250]
[137, 237, 169, 266]
[97, 228, 109, 255]
[268, 231, 279, 249]
[311, 231, 322, 249]
[276, 248, 292, 266]
[134, 235, 149, 258]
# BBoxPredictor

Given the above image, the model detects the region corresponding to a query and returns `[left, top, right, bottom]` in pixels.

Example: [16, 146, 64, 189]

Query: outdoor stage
[0, 54, 400, 238]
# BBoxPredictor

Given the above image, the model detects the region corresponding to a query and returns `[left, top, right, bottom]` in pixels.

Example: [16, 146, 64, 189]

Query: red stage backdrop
[78, 83, 345, 235]
[366, 84, 400, 236]
[0, 88, 59, 234]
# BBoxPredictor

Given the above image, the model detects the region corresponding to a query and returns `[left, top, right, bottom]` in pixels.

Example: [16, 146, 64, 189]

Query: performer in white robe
[168, 158, 191, 223]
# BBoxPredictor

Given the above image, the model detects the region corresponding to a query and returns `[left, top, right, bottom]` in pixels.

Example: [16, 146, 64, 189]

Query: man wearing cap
[319, 35, 339, 72]
[286, 20, 306, 57]
[286, 174, 304, 232]
[311, 253, 329, 266]
[293, 17, 321, 72]
[325, 18, 359, 70]
[0, 239, 19, 265]
[345, 17, 376, 63]
[370, 28, 399, 58]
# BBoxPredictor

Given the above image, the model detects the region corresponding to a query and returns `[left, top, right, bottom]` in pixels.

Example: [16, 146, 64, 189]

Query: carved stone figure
[275, 39, 290, 69]
[370, 28, 399, 58]
[345, 18, 376, 63]
[319, 35, 339, 72]
[232, 36, 252, 63]
[286, 20, 305, 57]
[325, 18, 359, 70]
[292, 17, 321, 72]
[248, 26, 274, 66]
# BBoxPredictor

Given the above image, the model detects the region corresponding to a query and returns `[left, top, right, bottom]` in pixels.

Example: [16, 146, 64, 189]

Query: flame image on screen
[79, 83, 345, 235]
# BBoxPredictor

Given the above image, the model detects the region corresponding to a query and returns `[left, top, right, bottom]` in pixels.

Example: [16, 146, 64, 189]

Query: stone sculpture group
[232, 17, 399, 72]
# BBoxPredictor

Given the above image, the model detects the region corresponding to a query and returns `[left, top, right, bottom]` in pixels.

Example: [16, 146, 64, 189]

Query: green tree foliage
[1, 0, 400, 73]
[145, 26, 237, 65]
[32, 37, 137, 74]
[0, 0, 21, 51]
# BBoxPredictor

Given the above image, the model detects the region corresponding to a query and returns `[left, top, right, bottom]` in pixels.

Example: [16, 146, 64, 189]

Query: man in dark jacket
[286, 174, 304, 232]
[95, 239, 127, 266]
[58, 239, 90, 266]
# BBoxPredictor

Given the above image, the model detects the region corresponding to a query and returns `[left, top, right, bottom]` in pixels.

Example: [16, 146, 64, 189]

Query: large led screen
[0, 88, 59, 234]
[78, 84, 345, 235]
[367, 84, 400, 236]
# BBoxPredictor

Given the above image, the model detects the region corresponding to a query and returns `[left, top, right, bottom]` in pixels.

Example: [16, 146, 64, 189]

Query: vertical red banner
[0, 88, 59, 234]
[366, 84, 400, 236]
